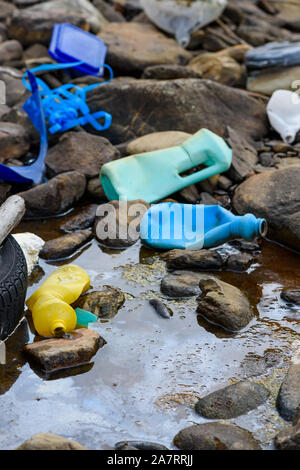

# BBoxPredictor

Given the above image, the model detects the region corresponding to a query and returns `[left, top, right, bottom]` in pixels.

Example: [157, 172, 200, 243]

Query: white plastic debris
[267, 89, 300, 144]
[140, 0, 227, 48]
[12, 233, 45, 275]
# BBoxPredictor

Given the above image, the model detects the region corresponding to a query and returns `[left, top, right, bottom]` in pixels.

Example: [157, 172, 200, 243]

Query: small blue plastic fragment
[49, 23, 107, 76]
[75, 308, 97, 328]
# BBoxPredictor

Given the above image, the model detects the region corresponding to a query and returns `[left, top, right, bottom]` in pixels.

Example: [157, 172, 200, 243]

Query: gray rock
[142, 64, 202, 80]
[0, 1, 16, 21]
[40, 230, 93, 260]
[0, 122, 29, 162]
[196, 381, 270, 419]
[0, 67, 26, 107]
[77, 287, 125, 319]
[60, 205, 98, 233]
[19, 171, 86, 218]
[0, 104, 9, 120]
[274, 421, 300, 450]
[226, 253, 254, 272]
[277, 364, 300, 422]
[126, 131, 191, 156]
[86, 177, 108, 202]
[149, 299, 173, 319]
[197, 277, 254, 331]
[0, 40, 23, 64]
[199, 192, 220, 205]
[95, 199, 149, 249]
[179, 184, 201, 204]
[161, 271, 211, 297]
[23, 43, 49, 60]
[161, 249, 223, 271]
[241, 350, 286, 378]
[281, 290, 300, 306]
[115, 441, 168, 451]
[8, 9, 89, 46]
[233, 166, 300, 252]
[99, 22, 190, 75]
[225, 127, 258, 183]
[93, 0, 125, 22]
[46, 131, 120, 179]
[0, 182, 10, 204]
[87, 79, 268, 145]
[28, 0, 108, 34]
[259, 152, 274, 167]
[16, 433, 86, 450]
[174, 422, 261, 450]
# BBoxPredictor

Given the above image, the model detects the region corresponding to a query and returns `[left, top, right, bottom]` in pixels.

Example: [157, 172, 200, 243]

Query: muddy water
[0, 211, 299, 450]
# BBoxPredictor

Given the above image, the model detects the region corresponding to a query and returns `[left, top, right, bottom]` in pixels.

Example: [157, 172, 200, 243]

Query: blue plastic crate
[49, 23, 107, 76]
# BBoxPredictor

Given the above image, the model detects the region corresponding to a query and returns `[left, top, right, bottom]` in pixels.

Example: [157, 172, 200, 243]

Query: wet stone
[149, 299, 173, 319]
[160, 271, 211, 298]
[277, 364, 300, 422]
[229, 239, 261, 253]
[115, 441, 168, 451]
[160, 249, 223, 271]
[60, 205, 98, 233]
[195, 381, 270, 419]
[18, 171, 86, 218]
[23, 328, 105, 373]
[233, 166, 300, 252]
[16, 433, 86, 450]
[174, 422, 261, 450]
[241, 350, 286, 378]
[40, 230, 93, 260]
[95, 199, 149, 249]
[226, 253, 254, 272]
[197, 277, 254, 331]
[281, 289, 300, 306]
[76, 287, 125, 319]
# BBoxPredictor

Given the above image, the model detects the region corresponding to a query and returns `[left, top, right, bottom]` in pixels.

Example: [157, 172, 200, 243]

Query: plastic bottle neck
[51, 321, 66, 337]
[230, 214, 268, 241]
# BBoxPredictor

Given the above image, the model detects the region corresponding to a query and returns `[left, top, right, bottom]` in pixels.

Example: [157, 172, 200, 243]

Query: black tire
[0, 235, 28, 341]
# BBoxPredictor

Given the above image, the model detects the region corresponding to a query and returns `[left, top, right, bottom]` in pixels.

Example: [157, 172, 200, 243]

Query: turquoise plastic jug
[140, 203, 268, 250]
[100, 129, 232, 203]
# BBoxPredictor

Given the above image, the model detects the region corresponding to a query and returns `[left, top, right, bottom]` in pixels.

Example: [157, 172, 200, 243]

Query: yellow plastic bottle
[26, 264, 90, 337]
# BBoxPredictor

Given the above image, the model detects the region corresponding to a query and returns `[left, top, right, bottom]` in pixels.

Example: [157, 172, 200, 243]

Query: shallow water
[0, 211, 299, 450]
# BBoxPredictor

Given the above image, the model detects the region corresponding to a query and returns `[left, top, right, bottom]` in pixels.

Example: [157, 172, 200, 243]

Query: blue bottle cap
[49, 23, 107, 76]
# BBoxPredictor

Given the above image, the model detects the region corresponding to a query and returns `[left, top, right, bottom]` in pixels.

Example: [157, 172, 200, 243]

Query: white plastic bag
[267, 89, 300, 144]
[140, 0, 227, 48]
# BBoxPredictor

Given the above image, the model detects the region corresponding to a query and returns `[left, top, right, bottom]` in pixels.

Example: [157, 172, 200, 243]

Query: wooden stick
[0, 196, 25, 246]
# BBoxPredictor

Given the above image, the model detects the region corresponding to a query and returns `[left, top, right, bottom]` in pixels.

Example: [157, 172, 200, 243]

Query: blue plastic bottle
[140, 203, 268, 250]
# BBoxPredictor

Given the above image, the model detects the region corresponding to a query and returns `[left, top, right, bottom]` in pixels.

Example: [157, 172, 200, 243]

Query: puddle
[0, 213, 299, 450]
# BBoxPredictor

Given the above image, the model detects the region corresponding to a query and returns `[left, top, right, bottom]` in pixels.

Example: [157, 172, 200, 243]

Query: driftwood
[0, 196, 25, 246]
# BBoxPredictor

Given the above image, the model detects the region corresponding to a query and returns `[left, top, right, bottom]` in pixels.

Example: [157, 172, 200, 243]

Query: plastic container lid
[49, 23, 107, 76]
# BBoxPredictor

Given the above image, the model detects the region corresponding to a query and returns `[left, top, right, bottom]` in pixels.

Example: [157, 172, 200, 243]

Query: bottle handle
[179, 162, 222, 186]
